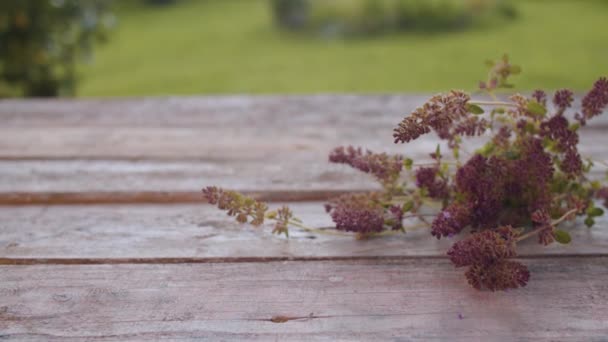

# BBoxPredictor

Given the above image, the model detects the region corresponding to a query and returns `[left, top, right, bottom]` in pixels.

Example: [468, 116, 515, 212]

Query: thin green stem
[583, 155, 608, 168]
[516, 208, 578, 242]
[286, 219, 346, 236]
[360, 222, 431, 239]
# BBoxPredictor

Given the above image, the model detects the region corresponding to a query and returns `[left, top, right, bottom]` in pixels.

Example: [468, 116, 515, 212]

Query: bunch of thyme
[204, 55, 608, 291]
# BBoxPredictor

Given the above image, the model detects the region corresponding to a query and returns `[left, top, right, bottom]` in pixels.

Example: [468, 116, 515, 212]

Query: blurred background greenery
[1, 0, 607, 97]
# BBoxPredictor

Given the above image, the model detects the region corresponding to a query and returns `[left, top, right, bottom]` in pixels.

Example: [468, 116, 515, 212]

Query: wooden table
[0, 96, 607, 341]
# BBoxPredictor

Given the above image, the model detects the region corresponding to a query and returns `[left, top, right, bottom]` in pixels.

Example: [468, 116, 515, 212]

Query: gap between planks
[1, 253, 606, 266]
[0, 190, 358, 205]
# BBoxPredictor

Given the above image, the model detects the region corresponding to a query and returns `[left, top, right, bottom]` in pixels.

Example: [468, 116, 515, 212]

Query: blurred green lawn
[78, 0, 608, 96]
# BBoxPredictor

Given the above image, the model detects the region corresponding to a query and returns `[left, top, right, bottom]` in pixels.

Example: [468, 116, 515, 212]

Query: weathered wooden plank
[0, 113, 605, 161]
[0, 203, 606, 261]
[1, 258, 606, 341]
[0, 159, 379, 194]
[0, 96, 606, 198]
[2, 95, 607, 128]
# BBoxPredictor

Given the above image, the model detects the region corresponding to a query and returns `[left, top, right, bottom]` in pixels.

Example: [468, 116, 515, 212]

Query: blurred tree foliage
[0, 0, 114, 97]
[271, 0, 517, 37]
[272, 0, 310, 30]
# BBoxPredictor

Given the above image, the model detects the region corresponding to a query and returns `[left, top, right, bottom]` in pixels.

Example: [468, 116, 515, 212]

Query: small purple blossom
[431, 203, 472, 238]
[552, 89, 574, 112]
[581, 77, 608, 122]
[532, 89, 547, 106]
[561, 149, 583, 177]
[540, 115, 578, 151]
[415, 166, 449, 199]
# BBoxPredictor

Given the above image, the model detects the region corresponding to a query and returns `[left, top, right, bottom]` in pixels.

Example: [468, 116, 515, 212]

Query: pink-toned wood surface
[1, 258, 607, 341]
[0, 203, 606, 262]
[0, 96, 606, 199]
[0, 96, 607, 341]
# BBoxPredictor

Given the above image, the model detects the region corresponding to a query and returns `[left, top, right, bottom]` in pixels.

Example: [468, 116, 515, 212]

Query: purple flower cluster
[454, 154, 508, 229]
[465, 260, 530, 291]
[415, 166, 449, 199]
[393, 90, 476, 144]
[325, 193, 386, 234]
[432, 137, 555, 239]
[431, 202, 472, 238]
[580, 77, 608, 122]
[540, 115, 578, 150]
[453, 117, 489, 140]
[329, 146, 403, 184]
[447, 227, 517, 267]
[539, 114, 582, 177]
[448, 226, 529, 291]
[532, 89, 547, 106]
[203, 186, 268, 225]
[514, 138, 555, 213]
[553, 89, 574, 112]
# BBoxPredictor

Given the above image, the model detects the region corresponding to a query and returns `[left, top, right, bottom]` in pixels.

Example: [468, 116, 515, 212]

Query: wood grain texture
[0, 203, 606, 261]
[1, 258, 607, 341]
[0, 96, 606, 197]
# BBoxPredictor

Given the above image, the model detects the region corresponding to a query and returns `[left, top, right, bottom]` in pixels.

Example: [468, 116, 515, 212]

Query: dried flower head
[393, 90, 473, 144]
[447, 227, 518, 267]
[415, 166, 448, 199]
[272, 206, 293, 237]
[203, 186, 268, 226]
[329, 146, 402, 185]
[325, 193, 385, 234]
[540, 114, 578, 151]
[431, 202, 472, 238]
[532, 89, 547, 106]
[465, 260, 530, 291]
[553, 89, 574, 112]
[581, 77, 608, 122]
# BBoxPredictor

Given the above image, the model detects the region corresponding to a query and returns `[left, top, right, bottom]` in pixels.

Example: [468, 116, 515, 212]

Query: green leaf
[584, 217, 595, 228]
[435, 144, 441, 158]
[553, 230, 571, 244]
[586, 207, 604, 217]
[467, 103, 485, 115]
[402, 201, 414, 213]
[504, 150, 520, 160]
[476, 142, 495, 157]
[403, 158, 413, 170]
[526, 100, 547, 117]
